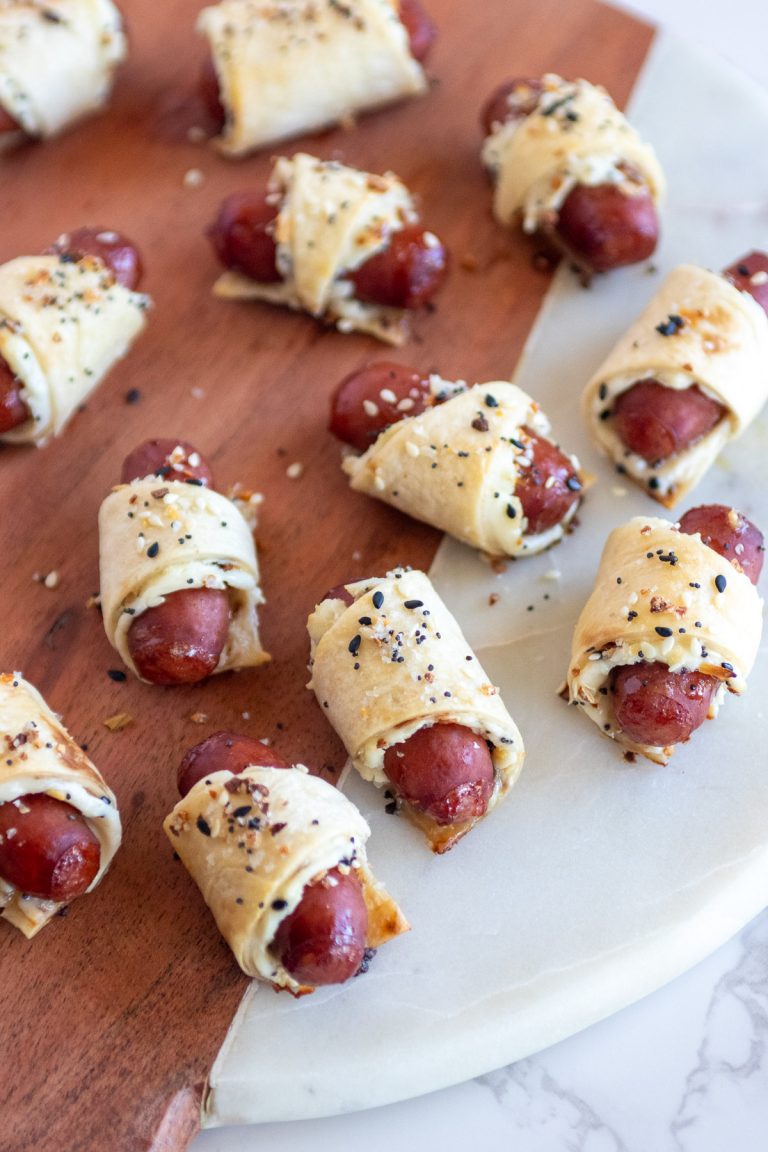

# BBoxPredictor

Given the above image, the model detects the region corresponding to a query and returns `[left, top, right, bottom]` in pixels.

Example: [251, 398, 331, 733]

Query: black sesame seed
[655, 626, 673, 637]
[125, 388, 141, 405]
[506, 503, 517, 519]
[485, 394, 499, 408]
[403, 599, 423, 610]
[107, 669, 127, 682]
[271, 899, 288, 911]
[147, 542, 160, 559]
[358, 616, 372, 626]
[348, 635, 362, 656]
[566, 476, 582, 491]
[372, 591, 384, 609]
[232, 805, 251, 818]
[196, 816, 212, 837]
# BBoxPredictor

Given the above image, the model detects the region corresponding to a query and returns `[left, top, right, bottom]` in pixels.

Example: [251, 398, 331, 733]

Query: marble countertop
[192, 3, 768, 1148]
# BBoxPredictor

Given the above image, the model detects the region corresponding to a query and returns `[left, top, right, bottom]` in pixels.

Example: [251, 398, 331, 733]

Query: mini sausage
[177, 732, 369, 986]
[0, 792, 100, 903]
[177, 730, 290, 797]
[45, 227, 143, 290]
[207, 194, 448, 310]
[723, 251, 768, 314]
[0, 227, 143, 436]
[610, 253, 768, 464]
[610, 503, 764, 748]
[382, 721, 495, 826]
[121, 440, 230, 685]
[329, 361, 581, 533]
[481, 76, 660, 274]
[397, 0, 437, 63]
[0, 356, 29, 435]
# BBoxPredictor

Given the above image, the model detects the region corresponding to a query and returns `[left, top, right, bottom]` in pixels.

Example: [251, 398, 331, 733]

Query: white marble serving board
[199, 30, 768, 1130]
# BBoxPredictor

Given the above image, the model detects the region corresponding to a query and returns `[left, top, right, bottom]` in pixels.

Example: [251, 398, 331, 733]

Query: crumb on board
[191, 387, 205, 400]
[286, 461, 304, 479]
[187, 126, 206, 143]
[183, 168, 205, 189]
[104, 712, 133, 732]
[488, 592, 500, 606]
[33, 570, 60, 589]
[190, 712, 209, 725]
[85, 593, 101, 609]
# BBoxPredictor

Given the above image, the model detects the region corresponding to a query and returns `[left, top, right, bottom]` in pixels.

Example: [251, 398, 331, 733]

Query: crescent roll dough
[99, 476, 269, 681]
[482, 74, 664, 239]
[213, 151, 430, 344]
[566, 516, 764, 764]
[198, 0, 427, 157]
[0, 253, 149, 446]
[164, 763, 408, 994]
[0, 0, 125, 141]
[0, 673, 122, 938]
[343, 379, 583, 557]
[308, 569, 525, 852]
[583, 264, 768, 507]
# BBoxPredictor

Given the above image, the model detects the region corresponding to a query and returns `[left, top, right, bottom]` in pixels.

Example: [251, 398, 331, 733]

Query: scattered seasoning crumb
[34, 570, 60, 589]
[241, 711, 251, 720]
[488, 593, 500, 606]
[187, 125, 207, 143]
[286, 461, 304, 479]
[183, 168, 205, 188]
[107, 669, 127, 682]
[125, 388, 141, 405]
[85, 593, 101, 609]
[190, 712, 209, 724]
[103, 712, 133, 731]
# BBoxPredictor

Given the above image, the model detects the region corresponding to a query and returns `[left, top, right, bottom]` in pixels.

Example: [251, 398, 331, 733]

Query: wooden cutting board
[0, 1, 653, 1148]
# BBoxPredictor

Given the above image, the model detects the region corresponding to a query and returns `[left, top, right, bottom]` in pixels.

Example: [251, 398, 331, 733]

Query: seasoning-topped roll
[210, 152, 449, 344]
[336, 372, 583, 557]
[0, 673, 122, 938]
[0, 250, 149, 446]
[99, 444, 269, 684]
[0, 0, 125, 144]
[197, 0, 431, 157]
[583, 261, 768, 506]
[481, 74, 664, 275]
[165, 746, 408, 995]
[566, 509, 764, 764]
[308, 569, 525, 852]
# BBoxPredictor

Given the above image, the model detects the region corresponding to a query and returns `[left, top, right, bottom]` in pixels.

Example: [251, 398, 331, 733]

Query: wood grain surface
[0, 2, 653, 1148]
